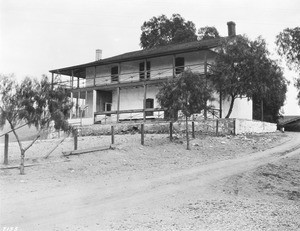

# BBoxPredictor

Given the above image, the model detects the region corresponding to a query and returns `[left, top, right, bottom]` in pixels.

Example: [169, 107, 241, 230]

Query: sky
[0, 0, 300, 115]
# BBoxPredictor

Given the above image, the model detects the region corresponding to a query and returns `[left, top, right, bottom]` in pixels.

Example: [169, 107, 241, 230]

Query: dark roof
[49, 37, 223, 77]
[278, 115, 300, 125]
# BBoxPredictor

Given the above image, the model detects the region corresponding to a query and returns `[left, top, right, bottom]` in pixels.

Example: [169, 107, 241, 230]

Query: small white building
[49, 21, 252, 125]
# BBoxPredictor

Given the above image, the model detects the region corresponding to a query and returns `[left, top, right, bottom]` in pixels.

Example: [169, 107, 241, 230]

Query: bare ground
[0, 131, 300, 230]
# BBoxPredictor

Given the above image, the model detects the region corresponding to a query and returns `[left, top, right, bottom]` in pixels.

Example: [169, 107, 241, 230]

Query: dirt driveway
[1, 132, 300, 230]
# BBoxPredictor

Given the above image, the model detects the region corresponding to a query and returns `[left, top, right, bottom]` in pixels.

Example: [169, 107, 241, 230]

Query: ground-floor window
[175, 57, 185, 75]
[146, 98, 154, 116]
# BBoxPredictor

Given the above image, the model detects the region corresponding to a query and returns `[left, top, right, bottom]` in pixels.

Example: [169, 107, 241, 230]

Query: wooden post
[219, 91, 222, 118]
[169, 122, 173, 141]
[204, 55, 208, 119]
[141, 124, 144, 145]
[261, 99, 264, 121]
[111, 125, 114, 144]
[143, 84, 147, 122]
[117, 87, 120, 123]
[4, 134, 9, 165]
[94, 66, 96, 86]
[192, 121, 195, 139]
[216, 119, 219, 136]
[233, 119, 236, 135]
[76, 92, 79, 118]
[71, 70, 74, 89]
[172, 55, 176, 78]
[74, 129, 78, 150]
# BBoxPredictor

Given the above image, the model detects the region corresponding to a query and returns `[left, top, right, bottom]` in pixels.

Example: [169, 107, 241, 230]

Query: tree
[252, 61, 287, 122]
[156, 70, 213, 150]
[0, 74, 72, 174]
[140, 14, 197, 49]
[209, 35, 287, 119]
[198, 26, 220, 40]
[276, 27, 300, 104]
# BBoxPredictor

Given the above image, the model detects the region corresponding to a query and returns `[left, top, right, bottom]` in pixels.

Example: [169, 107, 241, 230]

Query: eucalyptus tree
[0, 75, 72, 174]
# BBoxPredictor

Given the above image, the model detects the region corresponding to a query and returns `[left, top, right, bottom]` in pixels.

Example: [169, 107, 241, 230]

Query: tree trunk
[185, 116, 190, 150]
[225, 95, 236, 118]
[20, 149, 25, 175]
[261, 99, 264, 121]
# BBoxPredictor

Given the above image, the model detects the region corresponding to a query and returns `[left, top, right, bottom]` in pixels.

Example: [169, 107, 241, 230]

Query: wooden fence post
[141, 124, 144, 145]
[169, 122, 173, 141]
[111, 125, 114, 144]
[192, 121, 195, 139]
[74, 129, 78, 150]
[216, 119, 219, 136]
[233, 119, 236, 135]
[4, 134, 9, 165]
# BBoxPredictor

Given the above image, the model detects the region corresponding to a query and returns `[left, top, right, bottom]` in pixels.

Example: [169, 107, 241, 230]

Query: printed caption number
[3, 228, 18, 231]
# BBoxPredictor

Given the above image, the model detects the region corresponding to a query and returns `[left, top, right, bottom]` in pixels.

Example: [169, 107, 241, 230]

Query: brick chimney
[95, 49, 102, 61]
[227, 21, 236, 37]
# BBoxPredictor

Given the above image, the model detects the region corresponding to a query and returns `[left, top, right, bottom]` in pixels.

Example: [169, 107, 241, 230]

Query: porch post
[85, 90, 88, 117]
[76, 91, 79, 118]
[94, 66, 96, 86]
[77, 76, 80, 88]
[143, 84, 147, 122]
[116, 87, 120, 123]
[93, 90, 97, 123]
[70, 92, 73, 119]
[71, 70, 74, 89]
[172, 55, 176, 78]
[204, 52, 208, 119]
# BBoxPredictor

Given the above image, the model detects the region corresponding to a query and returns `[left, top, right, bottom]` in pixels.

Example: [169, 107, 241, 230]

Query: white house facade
[49, 22, 252, 125]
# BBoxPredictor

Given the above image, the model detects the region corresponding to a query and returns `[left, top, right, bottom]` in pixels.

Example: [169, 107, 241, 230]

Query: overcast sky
[0, 0, 299, 115]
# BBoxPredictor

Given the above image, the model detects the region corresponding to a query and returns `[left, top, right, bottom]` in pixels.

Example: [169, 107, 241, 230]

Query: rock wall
[78, 118, 277, 137]
[235, 119, 277, 134]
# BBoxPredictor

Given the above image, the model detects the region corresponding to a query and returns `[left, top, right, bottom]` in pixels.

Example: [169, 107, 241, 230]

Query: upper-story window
[175, 57, 185, 75]
[139, 61, 151, 80]
[111, 66, 119, 82]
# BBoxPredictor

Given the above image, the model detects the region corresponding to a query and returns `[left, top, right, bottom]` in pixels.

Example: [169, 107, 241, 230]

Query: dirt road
[1, 132, 300, 230]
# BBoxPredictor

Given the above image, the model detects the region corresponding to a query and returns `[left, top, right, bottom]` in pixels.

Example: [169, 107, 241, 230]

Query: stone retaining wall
[78, 118, 276, 137]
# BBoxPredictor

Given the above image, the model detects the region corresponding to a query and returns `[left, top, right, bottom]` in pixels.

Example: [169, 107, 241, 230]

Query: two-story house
[49, 21, 252, 125]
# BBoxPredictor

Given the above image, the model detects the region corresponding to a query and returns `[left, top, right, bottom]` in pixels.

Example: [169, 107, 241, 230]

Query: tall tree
[276, 27, 300, 104]
[198, 26, 220, 40]
[156, 70, 213, 150]
[209, 35, 287, 119]
[140, 14, 197, 49]
[0, 75, 72, 174]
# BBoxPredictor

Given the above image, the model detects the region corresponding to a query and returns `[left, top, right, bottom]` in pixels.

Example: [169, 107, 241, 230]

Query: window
[105, 102, 112, 117]
[139, 61, 151, 80]
[111, 66, 119, 82]
[145, 98, 154, 116]
[175, 57, 185, 75]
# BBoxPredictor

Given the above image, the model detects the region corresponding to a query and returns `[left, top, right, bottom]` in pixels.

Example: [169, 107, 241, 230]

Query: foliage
[276, 27, 300, 72]
[252, 63, 287, 122]
[198, 26, 220, 40]
[140, 14, 197, 49]
[156, 70, 213, 149]
[0, 74, 72, 174]
[276, 27, 300, 104]
[209, 35, 287, 119]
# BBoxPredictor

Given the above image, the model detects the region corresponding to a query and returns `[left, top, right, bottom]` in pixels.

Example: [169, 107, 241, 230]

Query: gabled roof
[49, 37, 223, 78]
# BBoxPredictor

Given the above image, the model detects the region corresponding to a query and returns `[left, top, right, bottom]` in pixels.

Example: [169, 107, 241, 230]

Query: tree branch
[24, 134, 41, 152]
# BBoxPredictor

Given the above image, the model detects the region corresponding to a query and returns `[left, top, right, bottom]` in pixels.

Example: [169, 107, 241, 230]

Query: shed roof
[278, 115, 300, 126]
